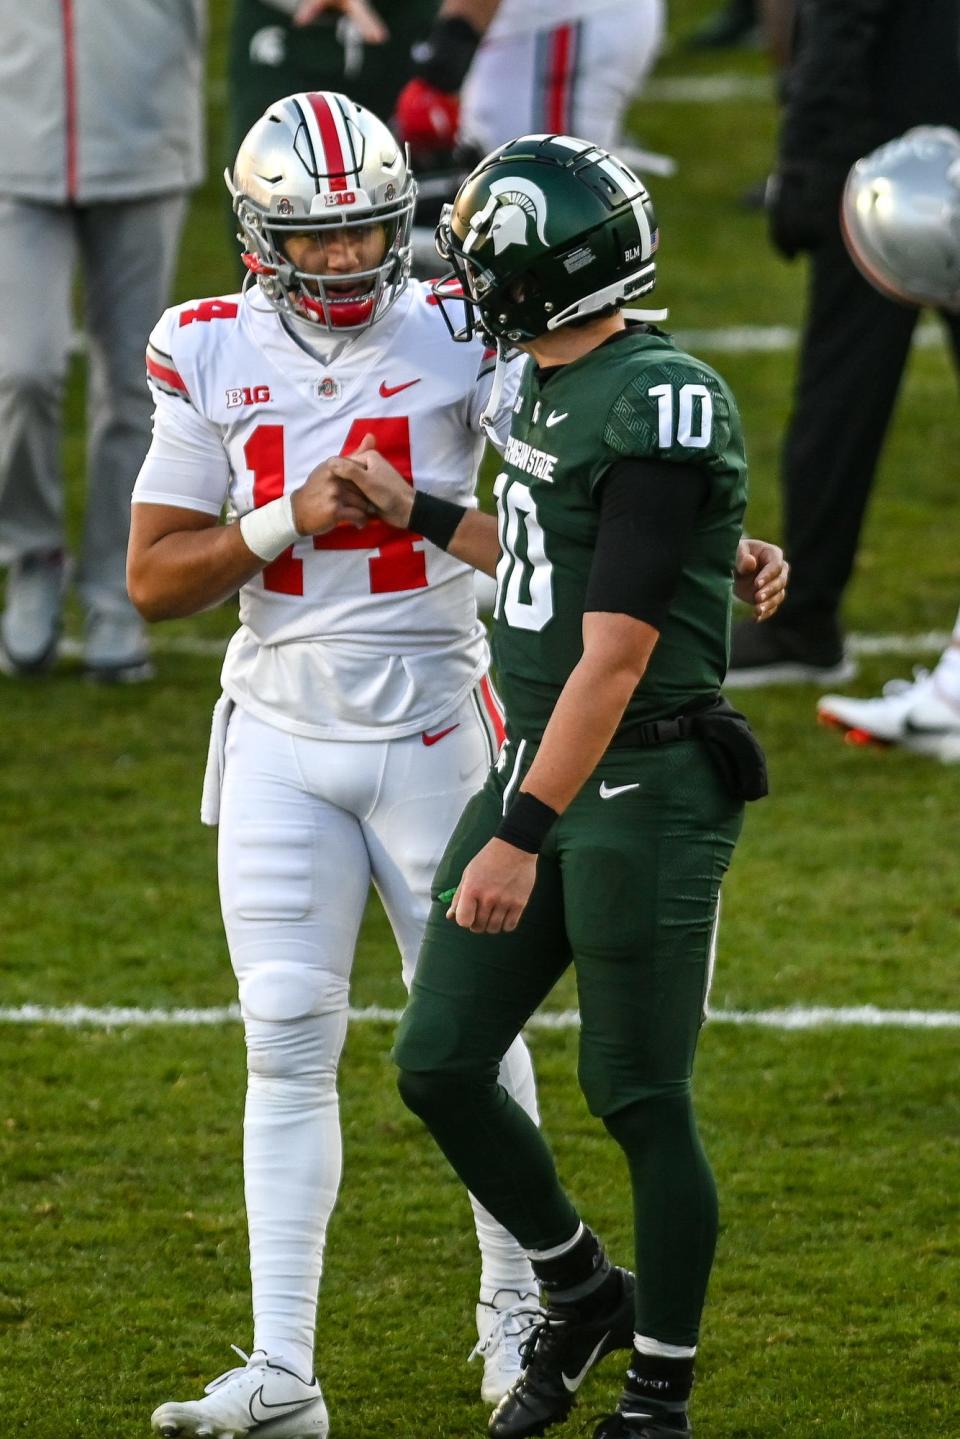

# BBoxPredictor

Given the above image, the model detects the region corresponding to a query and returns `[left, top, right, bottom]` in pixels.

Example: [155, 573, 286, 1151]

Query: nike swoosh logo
[561, 1332, 609, 1392]
[248, 1385, 317, 1424]
[599, 781, 640, 799]
[379, 378, 421, 397]
[422, 723, 460, 746]
[545, 411, 568, 427]
[902, 716, 959, 737]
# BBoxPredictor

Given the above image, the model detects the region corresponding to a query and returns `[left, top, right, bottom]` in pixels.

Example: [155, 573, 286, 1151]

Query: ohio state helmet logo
[463, 177, 549, 257]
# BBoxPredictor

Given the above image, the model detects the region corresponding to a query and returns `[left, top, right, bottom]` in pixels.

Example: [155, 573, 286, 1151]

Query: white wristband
[239, 494, 301, 562]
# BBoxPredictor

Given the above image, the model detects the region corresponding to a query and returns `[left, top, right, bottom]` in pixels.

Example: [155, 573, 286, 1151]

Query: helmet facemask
[233, 198, 414, 332]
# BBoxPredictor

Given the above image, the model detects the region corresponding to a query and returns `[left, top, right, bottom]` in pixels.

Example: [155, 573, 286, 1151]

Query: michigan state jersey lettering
[502, 434, 560, 481]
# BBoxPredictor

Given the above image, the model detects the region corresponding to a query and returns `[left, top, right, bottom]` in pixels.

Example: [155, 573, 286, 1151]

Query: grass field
[2, 2, 959, 1436]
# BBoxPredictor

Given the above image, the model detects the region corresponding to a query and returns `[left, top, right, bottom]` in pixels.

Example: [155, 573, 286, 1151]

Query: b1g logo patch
[226, 385, 271, 407]
[323, 191, 357, 206]
[316, 376, 342, 401]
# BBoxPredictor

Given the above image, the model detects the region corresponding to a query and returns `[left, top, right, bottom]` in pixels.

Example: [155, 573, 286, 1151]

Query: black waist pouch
[689, 696, 768, 802]
[612, 695, 768, 801]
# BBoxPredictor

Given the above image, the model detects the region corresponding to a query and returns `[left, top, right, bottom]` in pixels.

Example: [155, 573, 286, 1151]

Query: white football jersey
[485, 0, 628, 40]
[134, 280, 522, 740]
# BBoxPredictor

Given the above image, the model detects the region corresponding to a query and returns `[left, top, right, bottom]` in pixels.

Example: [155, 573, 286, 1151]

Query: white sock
[244, 1014, 345, 1383]
[473, 1034, 539, 1304]
[634, 1333, 697, 1360]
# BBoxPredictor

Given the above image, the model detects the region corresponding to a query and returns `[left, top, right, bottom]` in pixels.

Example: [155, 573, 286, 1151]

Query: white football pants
[217, 682, 539, 1377]
[460, 0, 665, 154]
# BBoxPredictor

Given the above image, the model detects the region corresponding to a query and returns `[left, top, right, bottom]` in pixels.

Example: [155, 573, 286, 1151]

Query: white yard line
[643, 75, 774, 103]
[73, 322, 945, 361]
[203, 75, 775, 110]
[56, 631, 954, 663]
[673, 323, 944, 353]
[1, 1003, 956, 1031]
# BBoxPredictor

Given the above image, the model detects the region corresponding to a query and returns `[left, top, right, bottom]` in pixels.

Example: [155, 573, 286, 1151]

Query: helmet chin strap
[622, 307, 669, 322]
[478, 340, 514, 445]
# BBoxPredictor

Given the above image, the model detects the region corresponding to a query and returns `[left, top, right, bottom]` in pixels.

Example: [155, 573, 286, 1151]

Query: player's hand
[331, 433, 415, 530]
[293, 460, 371, 536]
[734, 536, 789, 621]
[292, 0, 389, 41]
[446, 839, 537, 934]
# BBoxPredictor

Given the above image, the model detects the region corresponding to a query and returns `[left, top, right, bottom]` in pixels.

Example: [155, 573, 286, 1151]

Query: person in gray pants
[0, 1, 206, 679]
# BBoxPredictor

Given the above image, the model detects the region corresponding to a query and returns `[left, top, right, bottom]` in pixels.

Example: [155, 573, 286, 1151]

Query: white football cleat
[818, 670, 960, 761]
[151, 1348, 329, 1439]
[469, 1290, 544, 1404]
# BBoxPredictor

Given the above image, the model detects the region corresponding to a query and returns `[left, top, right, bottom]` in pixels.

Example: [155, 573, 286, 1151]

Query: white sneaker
[0, 550, 67, 673]
[151, 1348, 329, 1439]
[818, 670, 960, 761]
[469, 1290, 543, 1405]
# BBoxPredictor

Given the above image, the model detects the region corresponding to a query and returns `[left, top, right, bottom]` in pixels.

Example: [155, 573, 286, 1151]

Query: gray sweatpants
[0, 192, 187, 614]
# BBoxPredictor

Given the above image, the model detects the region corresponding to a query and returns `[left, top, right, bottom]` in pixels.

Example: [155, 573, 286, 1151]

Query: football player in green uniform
[332, 135, 787, 1439]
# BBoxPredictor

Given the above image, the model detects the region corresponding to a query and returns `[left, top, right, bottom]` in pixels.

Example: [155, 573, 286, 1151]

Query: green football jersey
[490, 326, 749, 740]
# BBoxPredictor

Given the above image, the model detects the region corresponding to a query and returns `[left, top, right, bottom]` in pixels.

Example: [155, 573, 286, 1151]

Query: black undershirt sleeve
[584, 457, 710, 631]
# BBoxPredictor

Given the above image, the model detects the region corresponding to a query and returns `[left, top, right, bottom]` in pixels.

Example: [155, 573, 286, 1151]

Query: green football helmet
[434, 134, 659, 344]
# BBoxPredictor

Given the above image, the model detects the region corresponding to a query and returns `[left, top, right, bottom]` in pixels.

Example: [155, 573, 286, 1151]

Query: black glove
[766, 164, 845, 259]
[410, 15, 482, 93]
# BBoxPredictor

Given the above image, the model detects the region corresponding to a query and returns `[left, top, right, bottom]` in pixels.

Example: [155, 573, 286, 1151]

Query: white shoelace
[468, 1301, 544, 1363]
[204, 1345, 256, 1392]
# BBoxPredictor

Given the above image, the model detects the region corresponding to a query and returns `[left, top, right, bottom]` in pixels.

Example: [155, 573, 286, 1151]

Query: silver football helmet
[842, 125, 960, 312]
[225, 91, 417, 331]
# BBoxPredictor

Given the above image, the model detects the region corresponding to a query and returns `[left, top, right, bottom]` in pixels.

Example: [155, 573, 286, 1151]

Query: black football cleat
[488, 1268, 635, 1439]
[724, 615, 856, 689]
[593, 1405, 691, 1438]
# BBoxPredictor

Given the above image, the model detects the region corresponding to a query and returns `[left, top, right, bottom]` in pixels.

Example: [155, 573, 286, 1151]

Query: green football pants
[395, 737, 743, 1346]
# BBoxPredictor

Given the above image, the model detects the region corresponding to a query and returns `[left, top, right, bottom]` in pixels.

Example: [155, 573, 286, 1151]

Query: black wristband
[410, 16, 482, 92]
[409, 489, 468, 550]
[495, 791, 559, 854]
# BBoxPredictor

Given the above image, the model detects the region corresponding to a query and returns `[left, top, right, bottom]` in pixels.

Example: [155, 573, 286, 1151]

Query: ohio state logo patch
[316, 377, 341, 400]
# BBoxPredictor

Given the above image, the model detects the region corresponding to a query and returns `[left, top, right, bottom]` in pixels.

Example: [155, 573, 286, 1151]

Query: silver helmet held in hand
[841, 125, 960, 312]
[225, 91, 417, 332]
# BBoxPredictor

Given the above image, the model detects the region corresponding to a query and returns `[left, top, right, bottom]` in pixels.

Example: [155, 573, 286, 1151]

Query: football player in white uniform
[459, 0, 666, 158]
[386, 0, 665, 173]
[129, 93, 543, 1439]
